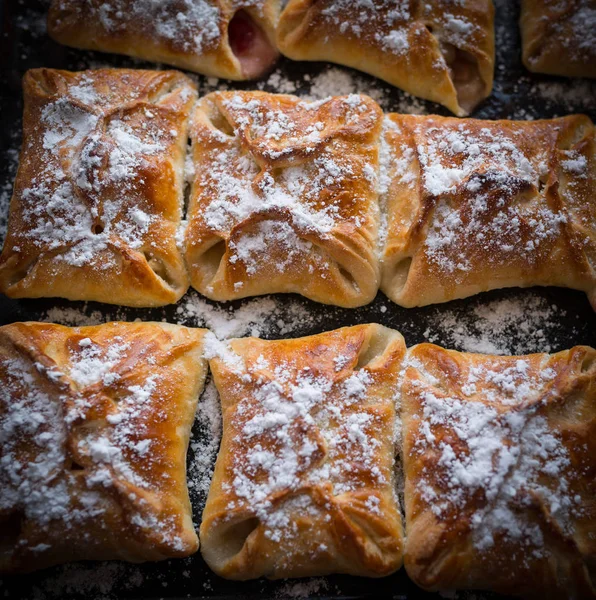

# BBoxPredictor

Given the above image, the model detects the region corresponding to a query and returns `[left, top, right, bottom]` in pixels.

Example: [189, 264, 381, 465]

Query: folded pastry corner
[401, 343, 596, 598]
[184, 91, 384, 308]
[379, 113, 596, 309]
[520, 0, 596, 79]
[0, 68, 196, 306]
[276, 0, 495, 116]
[200, 324, 405, 579]
[48, 0, 280, 80]
[0, 321, 208, 573]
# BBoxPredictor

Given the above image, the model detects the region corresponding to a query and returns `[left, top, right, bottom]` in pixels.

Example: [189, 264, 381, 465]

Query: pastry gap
[386, 257, 413, 297]
[356, 325, 400, 370]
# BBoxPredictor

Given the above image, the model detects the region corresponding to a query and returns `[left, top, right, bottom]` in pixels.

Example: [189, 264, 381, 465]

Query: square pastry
[520, 0, 596, 78]
[0, 321, 207, 573]
[401, 343, 596, 598]
[200, 324, 405, 579]
[48, 0, 280, 80]
[277, 0, 495, 116]
[184, 91, 383, 308]
[0, 69, 196, 307]
[379, 113, 596, 309]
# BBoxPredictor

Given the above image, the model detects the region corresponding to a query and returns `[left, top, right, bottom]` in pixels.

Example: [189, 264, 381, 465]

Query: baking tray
[0, 0, 595, 598]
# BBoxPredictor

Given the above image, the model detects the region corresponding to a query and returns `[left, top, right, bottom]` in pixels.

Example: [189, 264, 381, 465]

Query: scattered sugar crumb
[423, 294, 576, 355]
[176, 292, 326, 338]
[276, 577, 329, 598]
[28, 560, 143, 600]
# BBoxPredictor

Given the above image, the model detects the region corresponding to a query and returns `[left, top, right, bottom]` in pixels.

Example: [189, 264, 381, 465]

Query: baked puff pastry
[48, 0, 280, 80]
[0, 69, 196, 307]
[379, 113, 596, 309]
[200, 324, 405, 579]
[0, 321, 207, 573]
[276, 0, 495, 116]
[184, 91, 383, 308]
[521, 0, 596, 79]
[401, 343, 596, 598]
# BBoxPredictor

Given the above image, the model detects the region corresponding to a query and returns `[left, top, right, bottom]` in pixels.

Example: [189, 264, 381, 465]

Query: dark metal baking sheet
[1, 0, 595, 598]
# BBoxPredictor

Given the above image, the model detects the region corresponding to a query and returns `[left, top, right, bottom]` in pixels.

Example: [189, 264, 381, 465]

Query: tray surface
[0, 1, 595, 598]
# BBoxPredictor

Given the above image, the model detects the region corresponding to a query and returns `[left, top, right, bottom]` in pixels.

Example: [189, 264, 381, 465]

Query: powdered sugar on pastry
[0, 322, 205, 572]
[20, 90, 171, 269]
[201, 327, 404, 578]
[403, 346, 591, 559]
[54, 0, 222, 55]
[185, 91, 382, 306]
[0, 69, 197, 306]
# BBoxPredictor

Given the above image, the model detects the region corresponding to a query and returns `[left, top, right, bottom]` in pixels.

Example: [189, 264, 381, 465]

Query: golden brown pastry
[379, 113, 596, 309]
[0, 321, 207, 574]
[520, 0, 596, 78]
[48, 0, 280, 80]
[400, 343, 596, 599]
[184, 91, 383, 308]
[200, 324, 405, 579]
[0, 69, 196, 307]
[276, 0, 494, 116]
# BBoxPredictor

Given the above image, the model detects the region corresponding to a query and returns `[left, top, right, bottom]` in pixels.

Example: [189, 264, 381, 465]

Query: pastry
[184, 91, 383, 308]
[401, 343, 596, 598]
[379, 113, 596, 309]
[0, 68, 196, 307]
[520, 0, 596, 78]
[276, 0, 495, 116]
[47, 0, 280, 80]
[200, 324, 405, 579]
[0, 321, 207, 573]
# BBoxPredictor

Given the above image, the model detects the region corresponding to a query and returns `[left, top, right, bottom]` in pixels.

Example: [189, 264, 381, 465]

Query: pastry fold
[200, 324, 405, 579]
[48, 0, 280, 80]
[184, 91, 383, 308]
[276, 0, 495, 116]
[520, 0, 596, 78]
[401, 343, 596, 598]
[379, 113, 596, 309]
[0, 68, 196, 306]
[0, 321, 208, 573]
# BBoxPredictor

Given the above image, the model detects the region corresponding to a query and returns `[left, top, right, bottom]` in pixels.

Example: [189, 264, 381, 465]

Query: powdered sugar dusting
[176, 292, 326, 338]
[405, 349, 585, 557]
[0, 323, 196, 570]
[188, 91, 380, 292]
[26, 562, 144, 600]
[58, 0, 222, 54]
[208, 332, 399, 565]
[188, 378, 222, 511]
[423, 294, 576, 355]
[5, 70, 194, 277]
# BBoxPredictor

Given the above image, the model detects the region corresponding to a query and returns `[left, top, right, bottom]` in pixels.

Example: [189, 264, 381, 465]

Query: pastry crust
[200, 324, 405, 579]
[184, 91, 383, 308]
[276, 0, 495, 116]
[521, 0, 596, 78]
[379, 113, 596, 309]
[0, 321, 208, 574]
[47, 0, 280, 80]
[0, 69, 196, 307]
[401, 343, 596, 599]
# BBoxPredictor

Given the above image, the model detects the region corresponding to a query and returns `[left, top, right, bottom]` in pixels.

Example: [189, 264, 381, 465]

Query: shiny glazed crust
[0, 321, 208, 573]
[276, 0, 495, 116]
[47, 0, 280, 80]
[0, 69, 196, 306]
[379, 113, 596, 309]
[401, 343, 596, 598]
[200, 324, 405, 579]
[184, 91, 383, 308]
[520, 0, 596, 78]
